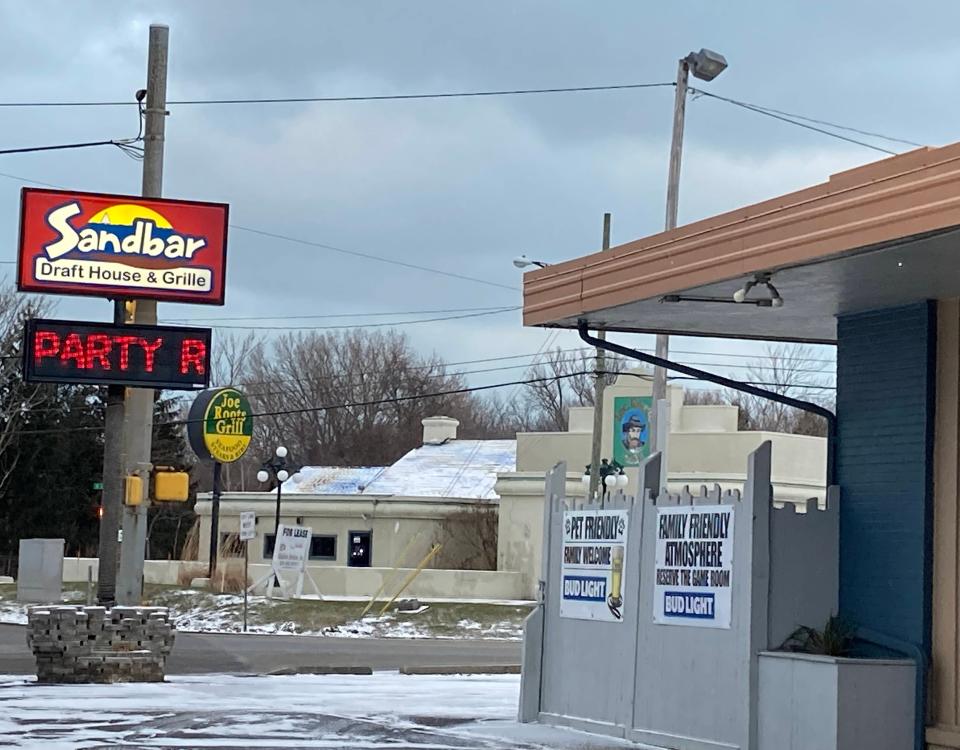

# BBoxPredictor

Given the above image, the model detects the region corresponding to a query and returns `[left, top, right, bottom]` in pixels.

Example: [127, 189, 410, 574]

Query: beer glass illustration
[607, 544, 624, 619]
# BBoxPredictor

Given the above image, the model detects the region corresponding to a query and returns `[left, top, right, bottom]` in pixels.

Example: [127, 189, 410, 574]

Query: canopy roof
[523, 143, 960, 343]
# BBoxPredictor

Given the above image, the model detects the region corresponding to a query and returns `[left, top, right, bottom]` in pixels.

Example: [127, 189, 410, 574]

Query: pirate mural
[612, 396, 652, 466]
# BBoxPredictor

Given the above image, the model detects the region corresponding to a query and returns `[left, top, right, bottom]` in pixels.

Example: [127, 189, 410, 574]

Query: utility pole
[116, 24, 169, 605]
[588, 213, 612, 502]
[649, 59, 689, 453]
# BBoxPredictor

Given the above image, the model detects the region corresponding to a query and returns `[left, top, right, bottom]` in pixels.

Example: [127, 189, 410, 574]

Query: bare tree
[206, 329, 505, 487]
[514, 348, 625, 431]
[682, 343, 834, 436]
[0, 288, 53, 496]
[211, 331, 263, 388]
[433, 502, 498, 570]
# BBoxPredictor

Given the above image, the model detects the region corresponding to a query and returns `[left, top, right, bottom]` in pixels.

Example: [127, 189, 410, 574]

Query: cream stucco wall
[61, 557, 527, 600]
[195, 495, 478, 570]
[497, 370, 827, 599]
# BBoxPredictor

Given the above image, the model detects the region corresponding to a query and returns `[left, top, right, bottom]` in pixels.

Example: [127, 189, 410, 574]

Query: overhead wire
[161, 305, 514, 323]
[0, 99, 145, 159]
[189, 306, 520, 330]
[0, 82, 676, 108]
[229, 225, 519, 292]
[689, 88, 907, 155]
[13, 370, 599, 436]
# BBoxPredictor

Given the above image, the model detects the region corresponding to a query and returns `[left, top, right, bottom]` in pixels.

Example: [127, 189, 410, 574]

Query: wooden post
[378, 544, 442, 617]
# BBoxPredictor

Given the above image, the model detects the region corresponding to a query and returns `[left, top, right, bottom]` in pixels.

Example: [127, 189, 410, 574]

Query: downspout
[577, 319, 837, 486]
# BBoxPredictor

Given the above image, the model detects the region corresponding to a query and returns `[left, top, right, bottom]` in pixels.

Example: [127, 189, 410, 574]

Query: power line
[0, 82, 675, 108]
[0, 139, 118, 156]
[15, 370, 598, 436]
[697, 94, 923, 148]
[162, 305, 512, 323]
[0, 169, 519, 292]
[690, 88, 906, 155]
[230, 225, 519, 292]
[192, 307, 519, 331]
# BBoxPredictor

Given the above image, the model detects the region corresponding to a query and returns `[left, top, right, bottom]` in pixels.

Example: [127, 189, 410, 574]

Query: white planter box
[758, 651, 915, 750]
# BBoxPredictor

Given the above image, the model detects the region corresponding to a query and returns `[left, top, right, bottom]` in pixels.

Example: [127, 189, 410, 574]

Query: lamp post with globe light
[582, 458, 629, 507]
[257, 446, 291, 551]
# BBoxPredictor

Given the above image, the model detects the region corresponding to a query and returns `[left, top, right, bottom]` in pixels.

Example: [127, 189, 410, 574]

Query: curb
[398, 665, 521, 675]
[267, 665, 373, 676]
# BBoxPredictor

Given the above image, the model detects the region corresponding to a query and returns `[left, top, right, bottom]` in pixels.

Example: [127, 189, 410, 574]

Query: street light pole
[256, 446, 290, 556]
[274, 480, 282, 539]
[650, 48, 728, 452]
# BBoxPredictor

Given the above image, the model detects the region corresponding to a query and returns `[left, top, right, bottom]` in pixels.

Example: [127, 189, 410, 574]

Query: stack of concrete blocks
[26, 605, 175, 683]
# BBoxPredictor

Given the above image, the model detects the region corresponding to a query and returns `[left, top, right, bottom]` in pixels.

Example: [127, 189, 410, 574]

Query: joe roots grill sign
[17, 188, 229, 305]
[188, 388, 253, 463]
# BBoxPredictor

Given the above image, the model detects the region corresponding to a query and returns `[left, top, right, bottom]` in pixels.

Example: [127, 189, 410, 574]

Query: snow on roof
[362, 440, 516, 500]
[285, 466, 386, 495]
[285, 440, 516, 500]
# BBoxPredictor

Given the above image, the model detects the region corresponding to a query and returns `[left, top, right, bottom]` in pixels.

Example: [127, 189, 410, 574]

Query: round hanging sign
[187, 387, 253, 463]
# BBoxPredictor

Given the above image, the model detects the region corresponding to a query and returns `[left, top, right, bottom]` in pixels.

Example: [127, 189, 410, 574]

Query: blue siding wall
[836, 301, 936, 653]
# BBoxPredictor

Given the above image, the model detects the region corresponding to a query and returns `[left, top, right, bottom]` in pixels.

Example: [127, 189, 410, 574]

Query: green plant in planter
[779, 614, 856, 657]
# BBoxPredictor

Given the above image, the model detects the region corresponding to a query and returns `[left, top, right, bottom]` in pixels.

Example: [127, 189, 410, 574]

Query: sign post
[239, 511, 255, 632]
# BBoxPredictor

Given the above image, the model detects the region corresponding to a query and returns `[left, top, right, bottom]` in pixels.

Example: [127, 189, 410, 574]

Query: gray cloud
[0, 0, 932, 387]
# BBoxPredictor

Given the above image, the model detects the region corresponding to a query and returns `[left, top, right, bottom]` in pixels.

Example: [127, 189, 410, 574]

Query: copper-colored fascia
[524, 142, 960, 327]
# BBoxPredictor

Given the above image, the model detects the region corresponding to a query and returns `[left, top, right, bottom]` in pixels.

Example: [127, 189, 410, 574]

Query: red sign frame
[23, 318, 212, 390]
[17, 188, 229, 305]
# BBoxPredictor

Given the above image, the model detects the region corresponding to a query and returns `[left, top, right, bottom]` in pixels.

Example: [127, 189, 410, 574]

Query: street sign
[239, 511, 256, 542]
[23, 318, 212, 390]
[17, 187, 229, 305]
[92, 481, 103, 491]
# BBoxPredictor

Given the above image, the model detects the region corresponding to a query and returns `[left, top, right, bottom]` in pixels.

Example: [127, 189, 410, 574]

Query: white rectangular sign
[273, 524, 311, 572]
[653, 504, 734, 629]
[560, 509, 628, 622]
[239, 511, 256, 542]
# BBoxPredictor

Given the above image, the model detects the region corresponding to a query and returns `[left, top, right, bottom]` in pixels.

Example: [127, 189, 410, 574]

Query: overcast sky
[1, 0, 953, 393]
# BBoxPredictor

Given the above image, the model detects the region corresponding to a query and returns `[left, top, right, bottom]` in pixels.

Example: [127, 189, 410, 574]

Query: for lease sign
[653, 504, 735, 629]
[18, 188, 229, 304]
[273, 524, 311, 572]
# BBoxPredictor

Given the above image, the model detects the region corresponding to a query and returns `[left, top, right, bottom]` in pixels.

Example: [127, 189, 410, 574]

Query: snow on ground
[0, 672, 636, 749]
[0, 586, 527, 640]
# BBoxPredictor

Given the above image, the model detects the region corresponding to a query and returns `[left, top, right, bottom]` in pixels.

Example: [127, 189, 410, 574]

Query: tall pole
[650, 57, 690, 452]
[207, 462, 222, 578]
[274, 481, 282, 537]
[117, 24, 169, 605]
[588, 213, 612, 502]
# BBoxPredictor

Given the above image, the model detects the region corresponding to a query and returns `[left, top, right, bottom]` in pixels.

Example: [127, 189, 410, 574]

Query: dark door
[348, 531, 372, 567]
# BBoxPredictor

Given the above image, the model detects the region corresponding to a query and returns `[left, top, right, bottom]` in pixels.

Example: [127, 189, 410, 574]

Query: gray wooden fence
[519, 441, 839, 750]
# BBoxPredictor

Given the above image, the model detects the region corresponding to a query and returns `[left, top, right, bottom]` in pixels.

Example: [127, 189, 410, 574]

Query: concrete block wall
[26, 605, 175, 683]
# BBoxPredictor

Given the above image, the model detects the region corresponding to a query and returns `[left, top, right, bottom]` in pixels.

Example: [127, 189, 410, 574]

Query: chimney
[422, 416, 459, 445]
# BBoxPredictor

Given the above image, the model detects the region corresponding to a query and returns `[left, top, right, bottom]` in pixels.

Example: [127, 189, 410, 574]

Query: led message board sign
[23, 318, 212, 390]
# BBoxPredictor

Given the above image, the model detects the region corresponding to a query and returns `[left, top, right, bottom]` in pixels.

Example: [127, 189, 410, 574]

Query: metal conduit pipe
[577, 319, 837, 486]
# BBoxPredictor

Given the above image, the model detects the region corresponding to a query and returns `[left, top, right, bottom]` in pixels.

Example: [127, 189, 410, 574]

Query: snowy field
[0, 672, 634, 749]
[0, 585, 529, 640]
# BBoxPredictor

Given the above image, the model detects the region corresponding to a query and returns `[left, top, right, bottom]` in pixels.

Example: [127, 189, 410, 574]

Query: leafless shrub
[433, 503, 498, 571]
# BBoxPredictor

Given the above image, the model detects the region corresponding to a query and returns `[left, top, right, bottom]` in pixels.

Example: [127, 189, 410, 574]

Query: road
[0, 623, 522, 675]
